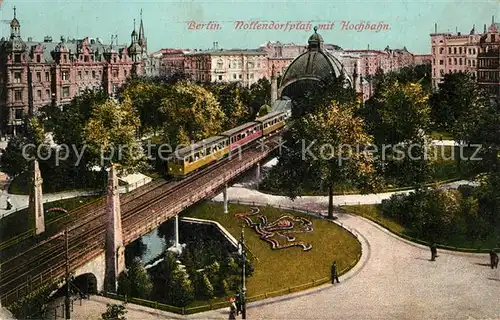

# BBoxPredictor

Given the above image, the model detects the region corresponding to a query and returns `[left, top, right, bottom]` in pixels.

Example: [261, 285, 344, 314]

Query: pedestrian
[235, 292, 242, 316]
[331, 260, 340, 284]
[430, 242, 437, 261]
[490, 250, 499, 269]
[6, 196, 11, 210]
[228, 297, 237, 320]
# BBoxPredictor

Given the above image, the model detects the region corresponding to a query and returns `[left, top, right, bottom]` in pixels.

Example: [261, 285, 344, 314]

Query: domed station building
[270, 26, 354, 114]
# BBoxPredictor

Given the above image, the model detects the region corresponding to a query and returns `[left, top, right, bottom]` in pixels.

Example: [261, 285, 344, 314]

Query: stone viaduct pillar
[29, 159, 44, 235]
[104, 164, 125, 293]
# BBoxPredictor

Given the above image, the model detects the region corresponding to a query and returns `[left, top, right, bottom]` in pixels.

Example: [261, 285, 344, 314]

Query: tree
[118, 258, 153, 299]
[160, 82, 225, 145]
[271, 99, 380, 219]
[120, 80, 167, 136]
[430, 72, 486, 133]
[363, 80, 430, 145]
[0, 135, 29, 177]
[207, 82, 249, 129]
[84, 97, 144, 172]
[245, 77, 271, 117]
[101, 303, 127, 320]
[125, 237, 147, 266]
[256, 104, 272, 117]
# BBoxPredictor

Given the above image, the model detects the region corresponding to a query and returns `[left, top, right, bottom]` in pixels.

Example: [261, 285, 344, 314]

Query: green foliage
[120, 79, 169, 135]
[8, 279, 61, 319]
[380, 186, 499, 243]
[125, 237, 147, 266]
[101, 303, 127, 320]
[257, 104, 272, 117]
[204, 82, 250, 130]
[269, 77, 380, 218]
[430, 72, 487, 133]
[0, 135, 29, 177]
[160, 82, 225, 145]
[84, 97, 144, 172]
[118, 258, 153, 299]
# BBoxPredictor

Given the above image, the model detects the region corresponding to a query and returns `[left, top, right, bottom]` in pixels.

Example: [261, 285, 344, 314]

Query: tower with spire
[138, 9, 148, 58]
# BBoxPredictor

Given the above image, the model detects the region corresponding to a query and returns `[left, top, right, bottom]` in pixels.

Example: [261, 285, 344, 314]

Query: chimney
[493, 16, 495, 24]
[484, 24, 487, 33]
[90, 39, 95, 45]
[435, 23, 437, 33]
[27, 37, 32, 42]
[367, 44, 370, 50]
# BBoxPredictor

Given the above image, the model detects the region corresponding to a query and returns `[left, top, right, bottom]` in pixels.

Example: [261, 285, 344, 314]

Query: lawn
[429, 131, 454, 140]
[343, 204, 500, 249]
[0, 196, 101, 242]
[182, 202, 361, 298]
[259, 145, 475, 197]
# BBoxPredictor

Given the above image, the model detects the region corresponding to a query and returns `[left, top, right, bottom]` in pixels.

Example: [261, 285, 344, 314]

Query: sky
[0, 0, 498, 54]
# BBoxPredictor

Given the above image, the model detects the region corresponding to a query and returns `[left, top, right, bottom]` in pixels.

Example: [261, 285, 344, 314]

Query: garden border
[101, 201, 363, 315]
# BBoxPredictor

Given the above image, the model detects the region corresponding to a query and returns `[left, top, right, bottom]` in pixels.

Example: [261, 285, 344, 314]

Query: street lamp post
[238, 227, 247, 319]
[65, 226, 71, 320]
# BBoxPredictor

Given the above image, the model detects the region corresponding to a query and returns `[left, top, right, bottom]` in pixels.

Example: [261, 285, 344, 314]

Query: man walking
[430, 242, 437, 261]
[6, 196, 11, 210]
[490, 250, 498, 269]
[331, 261, 340, 284]
[228, 297, 237, 320]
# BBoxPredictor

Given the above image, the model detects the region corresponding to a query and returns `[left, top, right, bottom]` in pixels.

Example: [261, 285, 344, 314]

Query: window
[454, 48, 457, 54]
[459, 47, 462, 54]
[14, 72, 21, 83]
[84, 55, 89, 62]
[15, 109, 23, 120]
[233, 74, 236, 79]
[37, 90, 42, 100]
[92, 71, 96, 79]
[46, 89, 50, 99]
[113, 57, 117, 63]
[63, 54, 67, 62]
[14, 89, 22, 101]
[459, 58, 462, 65]
[14, 54, 21, 63]
[448, 58, 451, 64]
[62, 86, 70, 97]
[78, 71, 82, 80]
[448, 48, 451, 54]
[124, 70, 128, 77]
[36, 72, 41, 82]
[239, 74, 242, 79]
[218, 75, 222, 80]
[439, 60, 444, 65]
[112, 69, 118, 78]
[62, 71, 69, 81]
[85, 71, 89, 78]
[36, 55, 41, 63]
[45, 72, 50, 82]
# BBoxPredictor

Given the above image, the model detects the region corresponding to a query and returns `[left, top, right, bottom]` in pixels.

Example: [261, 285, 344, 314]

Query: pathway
[66, 182, 498, 320]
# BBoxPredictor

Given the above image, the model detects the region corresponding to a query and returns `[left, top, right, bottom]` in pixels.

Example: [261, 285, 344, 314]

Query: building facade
[0, 8, 147, 136]
[477, 22, 500, 97]
[184, 49, 268, 87]
[429, 20, 500, 90]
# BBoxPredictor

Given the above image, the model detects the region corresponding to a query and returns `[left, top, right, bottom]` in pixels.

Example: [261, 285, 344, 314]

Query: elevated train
[167, 110, 287, 178]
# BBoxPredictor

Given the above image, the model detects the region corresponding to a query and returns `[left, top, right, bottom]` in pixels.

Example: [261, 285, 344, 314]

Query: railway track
[0, 137, 279, 305]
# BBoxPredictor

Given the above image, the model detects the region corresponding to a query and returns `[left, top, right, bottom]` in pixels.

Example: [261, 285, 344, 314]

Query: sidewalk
[215, 179, 478, 213]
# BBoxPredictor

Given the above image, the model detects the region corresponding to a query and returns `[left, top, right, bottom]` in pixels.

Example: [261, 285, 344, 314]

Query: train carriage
[256, 111, 286, 136]
[167, 136, 229, 177]
[221, 121, 262, 153]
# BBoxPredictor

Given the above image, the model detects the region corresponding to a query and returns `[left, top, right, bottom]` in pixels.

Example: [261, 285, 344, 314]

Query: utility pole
[239, 227, 247, 319]
[65, 226, 71, 320]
